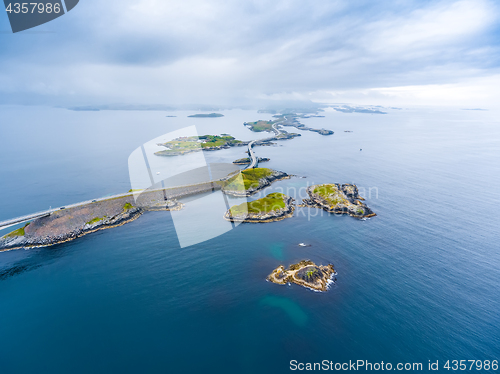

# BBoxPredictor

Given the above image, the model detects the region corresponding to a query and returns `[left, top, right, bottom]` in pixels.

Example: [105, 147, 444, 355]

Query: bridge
[244, 123, 284, 170]
[0, 177, 240, 232]
[0, 192, 135, 232]
[246, 140, 258, 169]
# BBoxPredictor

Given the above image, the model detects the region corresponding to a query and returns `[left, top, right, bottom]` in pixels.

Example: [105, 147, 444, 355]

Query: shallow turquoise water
[0, 106, 499, 373]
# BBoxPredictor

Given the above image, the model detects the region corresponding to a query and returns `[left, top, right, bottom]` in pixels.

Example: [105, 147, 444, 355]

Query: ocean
[0, 105, 499, 373]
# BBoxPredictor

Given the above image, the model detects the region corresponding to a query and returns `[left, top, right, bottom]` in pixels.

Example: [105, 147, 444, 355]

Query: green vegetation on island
[155, 135, 244, 156]
[224, 192, 295, 223]
[188, 113, 224, 118]
[300, 183, 376, 218]
[123, 203, 134, 211]
[229, 192, 286, 216]
[199, 135, 242, 148]
[313, 184, 350, 206]
[244, 120, 274, 132]
[222, 168, 291, 196]
[2, 222, 30, 239]
[86, 216, 105, 225]
[223, 167, 275, 192]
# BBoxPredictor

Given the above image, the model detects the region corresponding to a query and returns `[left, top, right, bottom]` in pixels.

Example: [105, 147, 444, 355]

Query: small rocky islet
[224, 192, 295, 223]
[299, 183, 376, 218]
[267, 260, 337, 292]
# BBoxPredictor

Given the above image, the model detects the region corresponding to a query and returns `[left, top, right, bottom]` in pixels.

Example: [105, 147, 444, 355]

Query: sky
[0, 0, 499, 108]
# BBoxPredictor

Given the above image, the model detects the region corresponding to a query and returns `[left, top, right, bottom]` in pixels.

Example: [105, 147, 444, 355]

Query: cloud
[0, 0, 498, 106]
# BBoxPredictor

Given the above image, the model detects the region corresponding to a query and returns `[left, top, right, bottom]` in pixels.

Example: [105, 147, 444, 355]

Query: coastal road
[0, 192, 136, 231]
[0, 180, 220, 232]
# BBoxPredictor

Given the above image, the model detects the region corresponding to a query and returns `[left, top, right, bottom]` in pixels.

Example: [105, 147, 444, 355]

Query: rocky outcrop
[267, 260, 337, 292]
[299, 183, 376, 219]
[233, 157, 270, 165]
[222, 169, 291, 197]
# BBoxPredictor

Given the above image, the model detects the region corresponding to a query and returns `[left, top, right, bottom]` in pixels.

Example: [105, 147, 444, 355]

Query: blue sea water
[0, 106, 499, 373]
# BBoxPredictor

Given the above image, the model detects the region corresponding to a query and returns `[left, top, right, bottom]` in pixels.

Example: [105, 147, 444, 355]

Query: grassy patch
[306, 269, 317, 277]
[2, 222, 30, 239]
[229, 192, 286, 215]
[313, 184, 349, 206]
[245, 120, 274, 132]
[123, 203, 133, 211]
[224, 168, 274, 191]
[199, 135, 242, 148]
[86, 216, 105, 225]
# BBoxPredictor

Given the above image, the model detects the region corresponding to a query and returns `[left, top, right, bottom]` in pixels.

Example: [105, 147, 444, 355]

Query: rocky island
[221, 168, 290, 196]
[224, 192, 294, 223]
[188, 113, 224, 118]
[245, 113, 334, 136]
[267, 260, 337, 292]
[273, 113, 334, 135]
[300, 183, 376, 218]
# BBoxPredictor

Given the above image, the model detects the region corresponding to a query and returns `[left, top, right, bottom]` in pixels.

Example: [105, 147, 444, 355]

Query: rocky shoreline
[299, 183, 376, 218]
[267, 260, 337, 292]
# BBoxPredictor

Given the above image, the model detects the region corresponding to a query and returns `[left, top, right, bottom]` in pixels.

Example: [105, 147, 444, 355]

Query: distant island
[299, 183, 376, 218]
[267, 260, 337, 292]
[188, 113, 224, 118]
[224, 192, 294, 223]
[332, 105, 386, 114]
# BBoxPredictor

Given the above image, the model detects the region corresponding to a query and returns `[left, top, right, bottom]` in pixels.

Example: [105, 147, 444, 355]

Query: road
[244, 123, 285, 170]
[0, 180, 222, 231]
[245, 140, 258, 169]
[0, 191, 137, 231]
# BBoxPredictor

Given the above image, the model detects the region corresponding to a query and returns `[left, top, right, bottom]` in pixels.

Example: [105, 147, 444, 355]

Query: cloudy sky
[1, 0, 499, 107]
